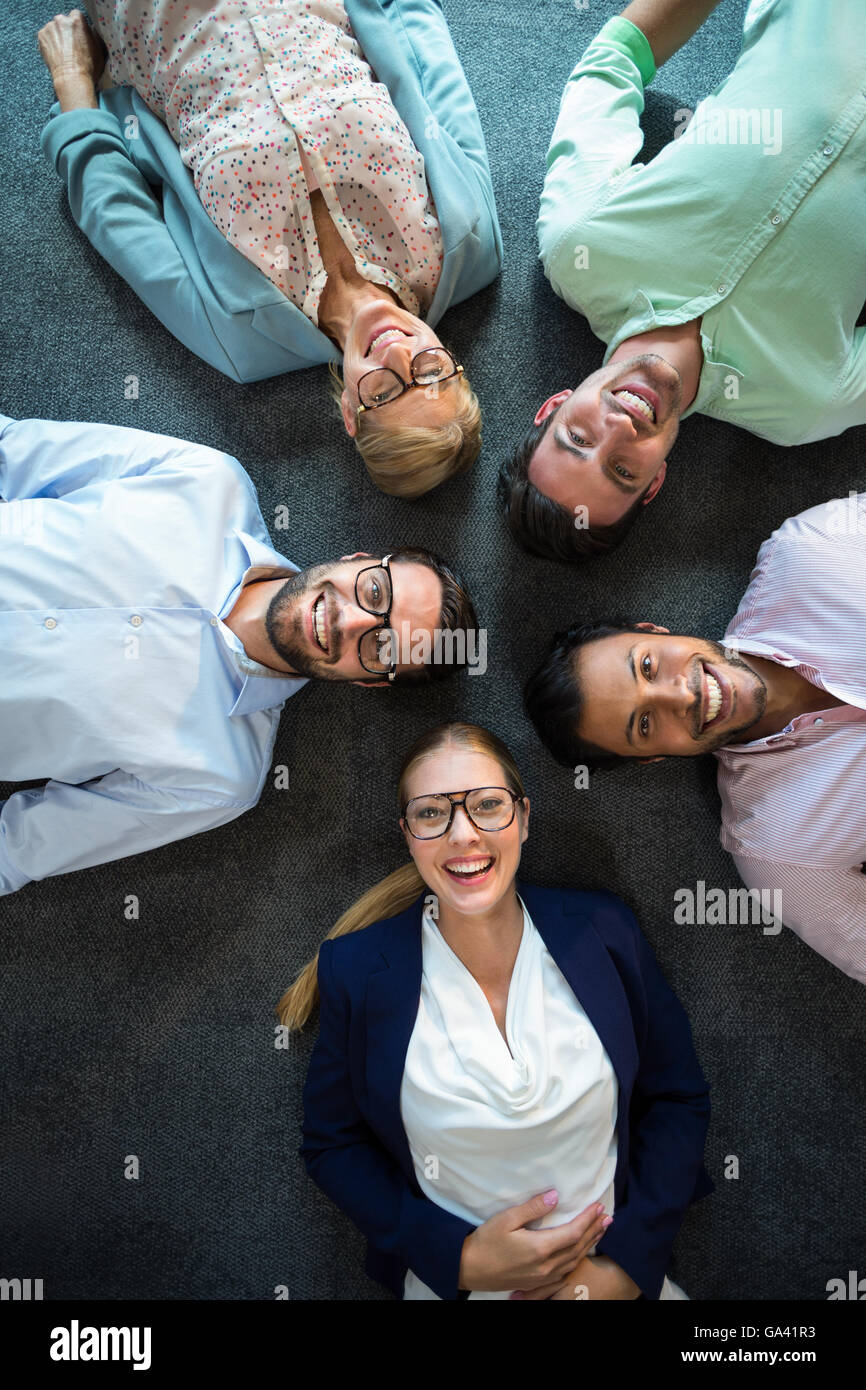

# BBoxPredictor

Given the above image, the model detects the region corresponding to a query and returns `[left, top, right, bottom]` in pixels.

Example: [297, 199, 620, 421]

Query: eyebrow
[553, 428, 640, 495]
[625, 644, 638, 747]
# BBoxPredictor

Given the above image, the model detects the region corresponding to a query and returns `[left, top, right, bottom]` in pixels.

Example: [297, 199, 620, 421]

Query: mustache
[264, 572, 332, 674]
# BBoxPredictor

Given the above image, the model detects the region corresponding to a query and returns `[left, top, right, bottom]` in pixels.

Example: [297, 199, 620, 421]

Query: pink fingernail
[543, 1189, 558, 1206]
[602, 1216, 613, 1228]
[510, 1291, 526, 1300]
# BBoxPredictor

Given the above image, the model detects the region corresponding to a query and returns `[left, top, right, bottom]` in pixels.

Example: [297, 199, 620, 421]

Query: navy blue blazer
[300, 882, 712, 1300]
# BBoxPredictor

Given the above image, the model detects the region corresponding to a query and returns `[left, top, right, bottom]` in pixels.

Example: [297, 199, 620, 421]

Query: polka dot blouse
[92, 0, 444, 323]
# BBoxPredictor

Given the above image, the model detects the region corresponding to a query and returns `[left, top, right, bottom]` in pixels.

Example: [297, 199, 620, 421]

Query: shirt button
[717, 284, 727, 295]
[814, 717, 824, 726]
[43, 617, 57, 630]
[770, 213, 781, 225]
[822, 145, 834, 156]
[210, 617, 219, 627]
[129, 614, 142, 627]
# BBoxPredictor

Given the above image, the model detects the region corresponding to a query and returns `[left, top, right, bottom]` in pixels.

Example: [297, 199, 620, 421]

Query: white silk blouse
[399, 895, 619, 1302]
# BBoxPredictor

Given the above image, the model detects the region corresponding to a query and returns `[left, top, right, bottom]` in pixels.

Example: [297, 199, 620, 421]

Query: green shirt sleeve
[603, 15, 658, 87]
[536, 15, 656, 292]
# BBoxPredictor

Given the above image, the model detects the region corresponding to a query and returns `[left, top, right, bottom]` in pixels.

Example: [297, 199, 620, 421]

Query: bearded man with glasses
[255, 549, 475, 685]
[0, 413, 479, 898]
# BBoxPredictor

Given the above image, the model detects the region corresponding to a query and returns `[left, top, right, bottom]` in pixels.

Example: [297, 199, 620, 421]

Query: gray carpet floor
[1, 0, 863, 1301]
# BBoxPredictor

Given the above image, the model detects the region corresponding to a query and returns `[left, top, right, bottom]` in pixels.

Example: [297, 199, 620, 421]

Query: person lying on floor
[525, 492, 866, 985]
[499, 0, 866, 558]
[37, 3, 502, 497]
[281, 720, 711, 1300]
[0, 412, 478, 896]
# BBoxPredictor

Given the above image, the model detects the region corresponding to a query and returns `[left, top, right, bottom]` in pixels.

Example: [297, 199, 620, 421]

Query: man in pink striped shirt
[523, 493, 866, 983]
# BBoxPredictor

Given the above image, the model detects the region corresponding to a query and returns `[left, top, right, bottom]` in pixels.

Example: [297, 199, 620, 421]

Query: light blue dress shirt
[0, 415, 307, 894]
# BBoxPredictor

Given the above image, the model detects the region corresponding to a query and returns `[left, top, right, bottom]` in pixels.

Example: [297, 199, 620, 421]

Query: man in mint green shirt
[499, 0, 866, 560]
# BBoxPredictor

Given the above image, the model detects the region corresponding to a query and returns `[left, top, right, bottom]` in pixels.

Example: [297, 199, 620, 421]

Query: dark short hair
[388, 546, 479, 684]
[524, 617, 647, 769]
[498, 412, 649, 562]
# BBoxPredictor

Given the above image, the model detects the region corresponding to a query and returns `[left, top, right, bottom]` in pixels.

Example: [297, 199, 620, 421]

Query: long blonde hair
[328, 362, 481, 499]
[276, 722, 526, 1030]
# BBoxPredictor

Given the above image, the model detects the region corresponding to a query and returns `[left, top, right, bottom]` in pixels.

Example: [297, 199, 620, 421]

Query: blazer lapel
[517, 882, 640, 1107]
[364, 896, 425, 1177]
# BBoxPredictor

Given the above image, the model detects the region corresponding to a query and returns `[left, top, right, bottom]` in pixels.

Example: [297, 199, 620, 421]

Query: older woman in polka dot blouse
[38, 3, 503, 497]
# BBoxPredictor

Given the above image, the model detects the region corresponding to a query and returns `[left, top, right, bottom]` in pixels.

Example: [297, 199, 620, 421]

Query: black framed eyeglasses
[355, 554, 397, 682]
[356, 348, 463, 415]
[402, 787, 523, 840]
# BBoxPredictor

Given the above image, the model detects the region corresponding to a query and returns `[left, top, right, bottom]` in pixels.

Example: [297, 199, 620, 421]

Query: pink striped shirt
[715, 492, 866, 984]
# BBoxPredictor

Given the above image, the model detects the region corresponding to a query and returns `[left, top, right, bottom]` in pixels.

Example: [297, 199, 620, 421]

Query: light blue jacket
[41, 0, 502, 383]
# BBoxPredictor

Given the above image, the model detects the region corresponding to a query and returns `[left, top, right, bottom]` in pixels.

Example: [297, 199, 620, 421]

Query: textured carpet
[1, 0, 862, 1301]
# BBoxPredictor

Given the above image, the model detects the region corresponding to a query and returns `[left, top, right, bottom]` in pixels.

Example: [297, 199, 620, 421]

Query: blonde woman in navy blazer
[280, 721, 711, 1300]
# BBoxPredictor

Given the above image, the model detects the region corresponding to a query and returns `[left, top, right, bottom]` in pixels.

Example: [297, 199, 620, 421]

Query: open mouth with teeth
[701, 663, 728, 732]
[366, 326, 409, 355]
[312, 594, 329, 653]
[612, 387, 656, 423]
[443, 856, 494, 882]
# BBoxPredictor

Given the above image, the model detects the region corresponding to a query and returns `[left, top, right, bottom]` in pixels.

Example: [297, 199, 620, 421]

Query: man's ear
[634, 622, 670, 634]
[641, 459, 667, 506]
[340, 389, 358, 439]
[533, 390, 572, 426]
[351, 677, 389, 690]
[637, 756, 666, 765]
[340, 551, 373, 562]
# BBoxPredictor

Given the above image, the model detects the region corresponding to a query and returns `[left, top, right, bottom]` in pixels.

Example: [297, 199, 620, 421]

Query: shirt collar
[219, 529, 309, 716]
[720, 635, 799, 666]
[723, 626, 866, 705]
[603, 291, 744, 418]
[714, 636, 866, 751]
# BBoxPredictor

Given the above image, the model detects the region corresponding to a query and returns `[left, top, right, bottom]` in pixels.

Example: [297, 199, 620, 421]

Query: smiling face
[339, 300, 464, 436]
[574, 629, 768, 758]
[400, 748, 529, 918]
[264, 554, 443, 682]
[528, 354, 683, 527]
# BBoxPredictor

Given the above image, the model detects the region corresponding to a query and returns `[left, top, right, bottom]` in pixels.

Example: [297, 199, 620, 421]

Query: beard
[264, 563, 338, 679]
[688, 639, 767, 752]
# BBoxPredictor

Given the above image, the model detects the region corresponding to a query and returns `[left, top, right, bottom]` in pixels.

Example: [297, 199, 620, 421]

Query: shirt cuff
[597, 15, 657, 87]
[0, 813, 33, 895]
[40, 100, 122, 167]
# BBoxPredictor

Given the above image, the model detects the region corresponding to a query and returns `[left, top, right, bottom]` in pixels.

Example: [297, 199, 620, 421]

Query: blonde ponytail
[276, 862, 425, 1031]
